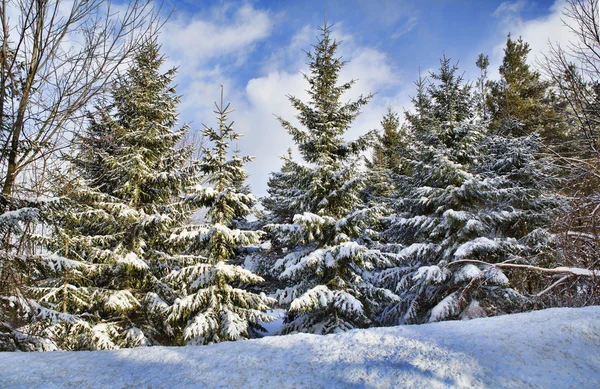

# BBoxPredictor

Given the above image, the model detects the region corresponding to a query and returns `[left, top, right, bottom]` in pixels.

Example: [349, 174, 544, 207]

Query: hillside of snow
[1, 306, 599, 389]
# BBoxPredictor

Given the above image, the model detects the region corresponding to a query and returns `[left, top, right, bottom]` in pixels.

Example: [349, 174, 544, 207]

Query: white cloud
[493, 0, 527, 17]
[490, 0, 572, 72]
[158, 2, 275, 162]
[262, 25, 313, 74]
[392, 16, 418, 40]
[237, 71, 308, 195]
[342, 47, 401, 99]
[161, 4, 273, 70]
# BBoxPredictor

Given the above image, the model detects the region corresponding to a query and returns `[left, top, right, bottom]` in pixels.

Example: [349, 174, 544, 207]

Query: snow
[454, 264, 481, 282]
[117, 252, 149, 270]
[333, 291, 364, 313]
[336, 241, 363, 258]
[144, 292, 169, 313]
[290, 285, 334, 311]
[183, 311, 218, 341]
[443, 209, 469, 222]
[429, 292, 461, 322]
[413, 265, 449, 284]
[280, 249, 327, 278]
[399, 242, 438, 258]
[45, 253, 88, 271]
[0, 207, 39, 224]
[292, 212, 334, 226]
[554, 266, 599, 277]
[454, 237, 499, 259]
[105, 290, 139, 312]
[2, 306, 600, 388]
[90, 323, 119, 350]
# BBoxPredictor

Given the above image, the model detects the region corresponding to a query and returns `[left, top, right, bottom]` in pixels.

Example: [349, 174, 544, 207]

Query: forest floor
[1, 306, 599, 388]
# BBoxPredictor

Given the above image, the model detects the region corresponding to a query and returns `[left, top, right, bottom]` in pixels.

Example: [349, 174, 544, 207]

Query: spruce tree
[262, 149, 311, 225]
[379, 57, 486, 324]
[475, 54, 490, 120]
[261, 21, 397, 334]
[371, 108, 402, 172]
[488, 35, 563, 140]
[363, 107, 410, 204]
[166, 89, 274, 345]
[377, 57, 559, 324]
[29, 40, 197, 349]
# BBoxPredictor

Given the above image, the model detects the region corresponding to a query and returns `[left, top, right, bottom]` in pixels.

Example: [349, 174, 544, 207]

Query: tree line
[0, 0, 598, 351]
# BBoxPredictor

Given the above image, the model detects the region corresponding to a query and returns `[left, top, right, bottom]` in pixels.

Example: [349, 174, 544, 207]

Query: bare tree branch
[0, 0, 163, 201]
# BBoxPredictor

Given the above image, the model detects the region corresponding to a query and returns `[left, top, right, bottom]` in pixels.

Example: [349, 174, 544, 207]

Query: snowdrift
[1, 306, 599, 389]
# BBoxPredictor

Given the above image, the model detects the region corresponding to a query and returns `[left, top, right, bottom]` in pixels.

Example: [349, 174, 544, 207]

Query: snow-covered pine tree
[377, 56, 557, 324]
[262, 149, 311, 225]
[254, 150, 311, 283]
[0, 195, 77, 351]
[261, 21, 398, 334]
[26, 40, 198, 350]
[165, 89, 274, 345]
[478, 129, 561, 296]
[363, 107, 410, 205]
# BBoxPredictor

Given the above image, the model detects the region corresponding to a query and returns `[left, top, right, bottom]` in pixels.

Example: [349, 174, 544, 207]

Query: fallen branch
[533, 275, 571, 298]
[448, 259, 599, 278]
[448, 259, 599, 297]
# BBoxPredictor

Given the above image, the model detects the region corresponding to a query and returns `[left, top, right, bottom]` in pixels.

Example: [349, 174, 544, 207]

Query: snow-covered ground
[1, 307, 599, 389]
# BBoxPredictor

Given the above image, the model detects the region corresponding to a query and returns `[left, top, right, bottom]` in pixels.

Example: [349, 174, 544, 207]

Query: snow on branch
[448, 259, 599, 296]
[449, 259, 599, 277]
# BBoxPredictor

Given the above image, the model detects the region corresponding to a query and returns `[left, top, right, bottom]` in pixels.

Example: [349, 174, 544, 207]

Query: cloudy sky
[155, 0, 572, 197]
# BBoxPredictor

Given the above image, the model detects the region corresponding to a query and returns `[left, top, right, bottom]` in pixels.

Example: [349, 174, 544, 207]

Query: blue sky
[155, 0, 569, 197]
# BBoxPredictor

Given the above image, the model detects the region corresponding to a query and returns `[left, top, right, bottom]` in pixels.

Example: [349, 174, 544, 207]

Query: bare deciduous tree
[0, 0, 161, 200]
[542, 0, 600, 305]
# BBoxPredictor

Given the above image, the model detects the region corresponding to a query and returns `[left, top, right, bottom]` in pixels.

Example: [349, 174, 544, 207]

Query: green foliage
[488, 35, 564, 141]
[475, 53, 490, 120]
[29, 40, 197, 349]
[377, 56, 561, 325]
[166, 89, 274, 345]
[364, 108, 409, 199]
[262, 149, 311, 224]
[259, 21, 399, 334]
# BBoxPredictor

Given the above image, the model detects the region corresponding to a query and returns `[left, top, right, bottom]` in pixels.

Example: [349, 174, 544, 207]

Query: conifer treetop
[488, 35, 561, 138]
[278, 20, 374, 166]
[199, 87, 255, 227]
[428, 54, 473, 125]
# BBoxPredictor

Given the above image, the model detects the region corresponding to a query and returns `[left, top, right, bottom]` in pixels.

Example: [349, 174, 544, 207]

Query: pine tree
[28, 40, 197, 350]
[378, 57, 516, 324]
[165, 89, 274, 345]
[488, 35, 563, 141]
[378, 57, 485, 324]
[405, 70, 434, 136]
[371, 108, 402, 172]
[261, 21, 397, 334]
[363, 107, 410, 204]
[376, 57, 559, 324]
[475, 54, 490, 120]
[262, 149, 311, 225]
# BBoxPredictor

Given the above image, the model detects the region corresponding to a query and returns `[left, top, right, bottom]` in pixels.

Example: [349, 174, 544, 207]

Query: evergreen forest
[1, 0, 599, 351]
